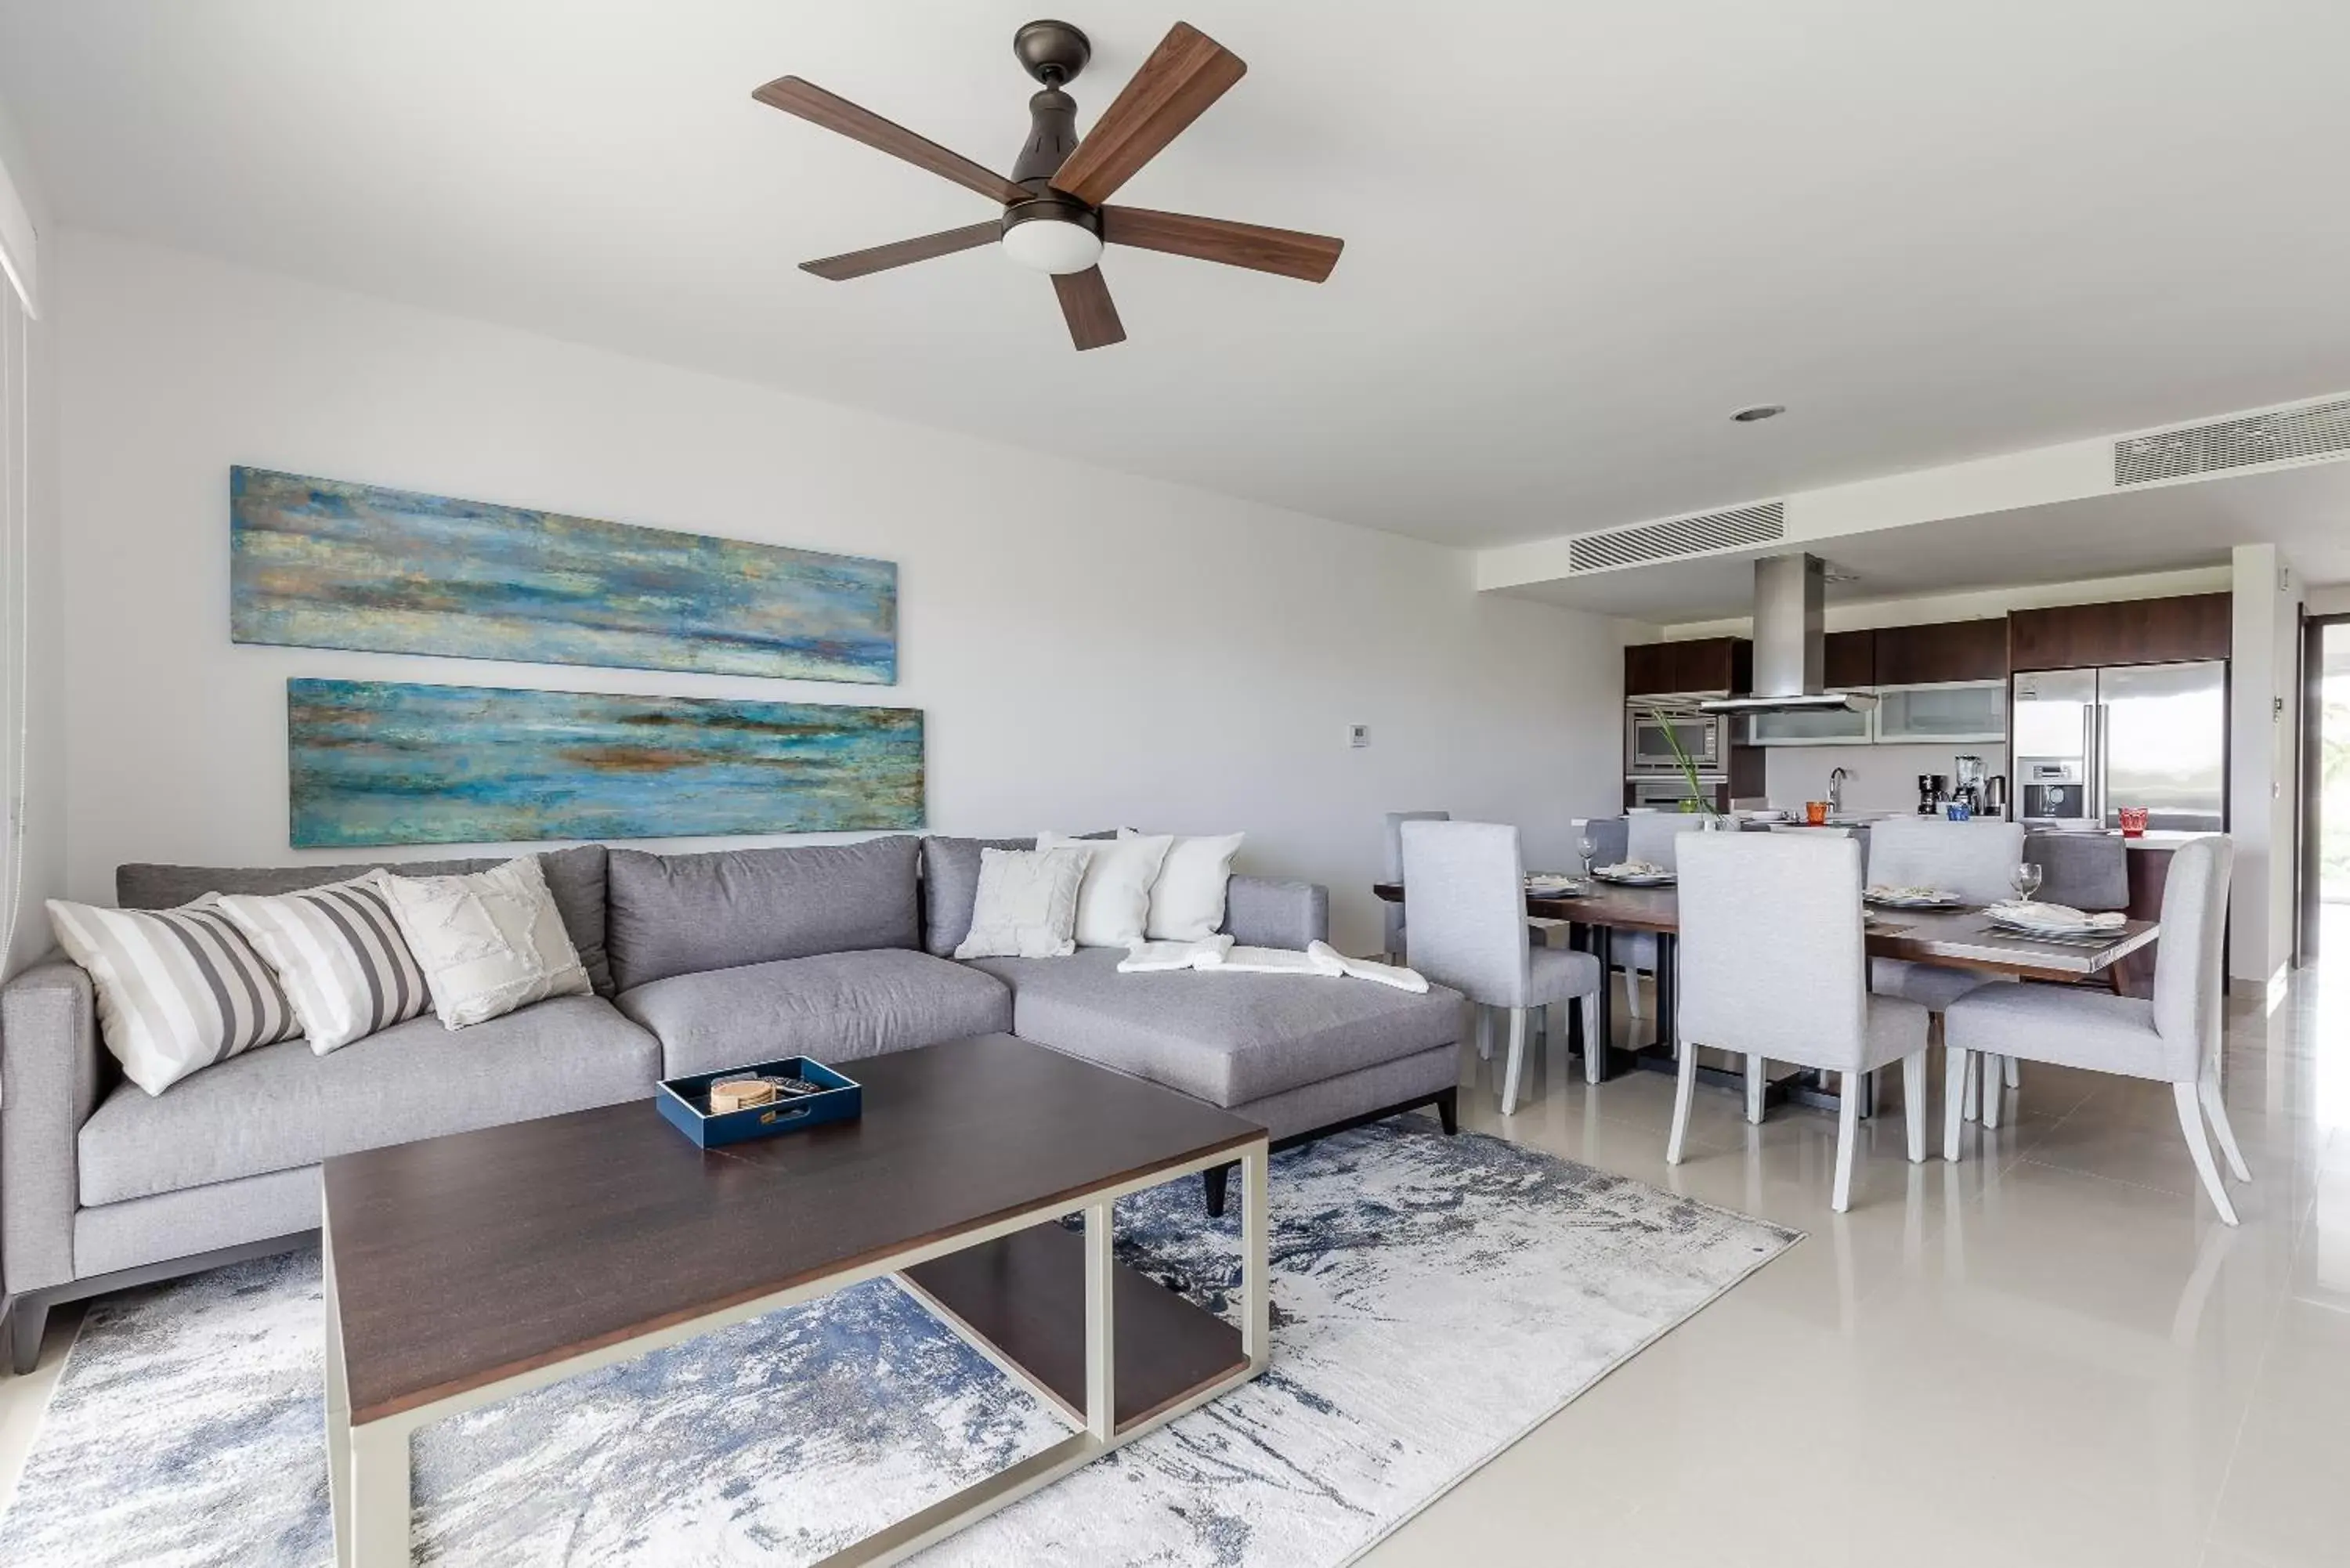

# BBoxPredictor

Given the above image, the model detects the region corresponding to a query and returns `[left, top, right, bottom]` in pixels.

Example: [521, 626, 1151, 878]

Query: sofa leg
[9, 1293, 49, 1376]
[1435, 1086, 1459, 1136]
[1203, 1162, 1232, 1219]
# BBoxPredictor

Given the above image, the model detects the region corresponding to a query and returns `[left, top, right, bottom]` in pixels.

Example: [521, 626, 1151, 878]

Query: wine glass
[1576, 834, 1597, 879]
[2010, 862, 2044, 905]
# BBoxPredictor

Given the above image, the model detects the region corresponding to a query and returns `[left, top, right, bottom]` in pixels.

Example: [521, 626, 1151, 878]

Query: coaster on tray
[710, 1078, 779, 1113]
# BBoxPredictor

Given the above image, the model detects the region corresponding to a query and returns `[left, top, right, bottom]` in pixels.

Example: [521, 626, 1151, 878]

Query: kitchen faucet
[1828, 766, 1849, 818]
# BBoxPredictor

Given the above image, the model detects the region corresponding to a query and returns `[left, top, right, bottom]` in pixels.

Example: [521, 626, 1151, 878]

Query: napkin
[1986, 901, 2125, 930]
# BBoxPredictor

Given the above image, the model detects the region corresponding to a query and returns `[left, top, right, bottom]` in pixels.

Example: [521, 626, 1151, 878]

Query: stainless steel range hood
[1698, 554, 1878, 715]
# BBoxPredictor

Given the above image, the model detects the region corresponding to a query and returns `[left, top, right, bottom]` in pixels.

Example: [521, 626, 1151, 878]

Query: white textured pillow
[47, 897, 302, 1095]
[216, 875, 432, 1053]
[955, 847, 1090, 959]
[1039, 832, 1173, 948]
[1126, 829, 1246, 941]
[378, 855, 591, 1028]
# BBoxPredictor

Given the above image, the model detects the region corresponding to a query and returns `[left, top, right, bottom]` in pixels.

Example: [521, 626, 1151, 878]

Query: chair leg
[1667, 1029, 1698, 1165]
[1474, 1004, 1492, 1061]
[1624, 969, 1646, 1020]
[1902, 1050, 1927, 1163]
[2196, 1070, 2252, 1183]
[1580, 992, 1604, 1085]
[1744, 1054, 1766, 1125]
[2172, 1082, 2240, 1226]
[1500, 1007, 1528, 1116]
[1832, 1069, 1861, 1212]
[2003, 1057, 2022, 1091]
[1962, 1041, 1980, 1122]
[1943, 1045, 1968, 1162]
[1982, 1056, 2004, 1131]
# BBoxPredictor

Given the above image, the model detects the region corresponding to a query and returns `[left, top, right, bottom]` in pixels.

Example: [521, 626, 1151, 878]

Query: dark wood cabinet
[1622, 636, 1751, 695]
[1824, 629, 1875, 689]
[1623, 641, 1676, 695]
[1871, 618, 2009, 685]
[2008, 593, 2232, 671]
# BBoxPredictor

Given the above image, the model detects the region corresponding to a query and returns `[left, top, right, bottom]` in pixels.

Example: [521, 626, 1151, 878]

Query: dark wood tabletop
[323, 1032, 1265, 1425]
[1370, 880, 2157, 982]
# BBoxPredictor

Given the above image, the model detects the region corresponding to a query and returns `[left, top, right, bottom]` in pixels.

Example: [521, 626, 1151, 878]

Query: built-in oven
[1628, 775, 1726, 811]
[1625, 702, 1728, 775]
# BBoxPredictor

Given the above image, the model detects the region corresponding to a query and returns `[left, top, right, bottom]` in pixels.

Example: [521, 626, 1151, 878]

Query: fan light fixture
[1001, 213, 1104, 274]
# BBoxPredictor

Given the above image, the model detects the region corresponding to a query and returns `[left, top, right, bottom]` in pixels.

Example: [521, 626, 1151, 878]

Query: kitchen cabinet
[1623, 637, 1752, 695]
[1743, 705, 1873, 746]
[2008, 593, 2230, 671]
[1824, 629, 1875, 689]
[1871, 619, 2008, 685]
[1873, 681, 2007, 743]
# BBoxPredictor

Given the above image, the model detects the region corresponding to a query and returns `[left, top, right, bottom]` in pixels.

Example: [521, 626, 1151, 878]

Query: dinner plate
[1987, 910, 2122, 938]
[1593, 869, 1676, 887]
[1864, 891, 1963, 909]
[1525, 879, 1590, 898]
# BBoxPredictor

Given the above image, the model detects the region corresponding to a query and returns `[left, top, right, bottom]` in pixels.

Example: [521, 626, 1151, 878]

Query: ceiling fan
[753, 18, 1344, 350]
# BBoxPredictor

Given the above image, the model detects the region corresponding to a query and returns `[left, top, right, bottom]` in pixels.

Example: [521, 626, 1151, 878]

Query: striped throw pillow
[47, 897, 302, 1095]
[216, 875, 431, 1053]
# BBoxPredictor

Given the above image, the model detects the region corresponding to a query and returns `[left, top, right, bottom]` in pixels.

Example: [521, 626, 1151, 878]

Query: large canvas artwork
[233, 468, 898, 684]
[287, 679, 924, 848]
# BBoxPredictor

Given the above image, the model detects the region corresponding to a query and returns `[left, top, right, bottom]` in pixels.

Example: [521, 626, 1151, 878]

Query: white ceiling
[1505, 458, 2350, 623]
[4, 1, 2350, 549]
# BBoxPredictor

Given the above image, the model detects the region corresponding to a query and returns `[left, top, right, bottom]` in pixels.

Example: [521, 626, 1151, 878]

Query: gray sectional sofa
[1, 834, 1465, 1370]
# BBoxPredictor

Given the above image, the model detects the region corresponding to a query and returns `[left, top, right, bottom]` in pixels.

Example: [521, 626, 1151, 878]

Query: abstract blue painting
[287, 679, 924, 847]
[233, 467, 897, 684]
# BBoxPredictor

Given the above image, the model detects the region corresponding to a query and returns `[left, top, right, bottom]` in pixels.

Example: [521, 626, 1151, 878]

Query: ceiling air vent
[1567, 500, 1785, 573]
[2114, 396, 2350, 486]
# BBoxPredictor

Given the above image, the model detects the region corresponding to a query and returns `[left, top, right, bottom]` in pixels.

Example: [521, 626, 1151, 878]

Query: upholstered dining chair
[1614, 814, 1708, 1022]
[2024, 831, 2131, 914]
[1669, 832, 1930, 1212]
[1866, 817, 2026, 1124]
[1382, 811, 1450, 963]
[1401, 821, 1604, 1114]
[1943, 836, 2247, 1224]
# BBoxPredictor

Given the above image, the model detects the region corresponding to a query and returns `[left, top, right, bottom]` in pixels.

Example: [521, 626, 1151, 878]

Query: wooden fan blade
[1101, 206, 1343, 283]
[801, 222, 1001, 280]
[1052, 266, 1126, 350]
[753, 76, 1024, 204]
[1047, 23, 1246, 206]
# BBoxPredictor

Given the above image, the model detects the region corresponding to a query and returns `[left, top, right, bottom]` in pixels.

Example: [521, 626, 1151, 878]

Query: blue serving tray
[656, 1056, 863, 1148]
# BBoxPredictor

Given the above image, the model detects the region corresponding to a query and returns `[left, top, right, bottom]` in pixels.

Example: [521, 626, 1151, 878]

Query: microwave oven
[1625, 703, 1728, 775]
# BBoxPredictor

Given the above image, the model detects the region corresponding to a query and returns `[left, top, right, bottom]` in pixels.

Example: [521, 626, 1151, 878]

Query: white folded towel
[1119, 937, 1428, 992]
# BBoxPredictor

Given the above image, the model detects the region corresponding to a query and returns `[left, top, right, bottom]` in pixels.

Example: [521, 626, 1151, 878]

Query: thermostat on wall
[1348, 724, 1371, 749]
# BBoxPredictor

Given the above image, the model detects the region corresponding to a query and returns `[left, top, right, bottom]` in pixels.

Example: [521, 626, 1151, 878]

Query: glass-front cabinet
[1741, 703, 1874, 746]
[1872, 680, 2007, 743]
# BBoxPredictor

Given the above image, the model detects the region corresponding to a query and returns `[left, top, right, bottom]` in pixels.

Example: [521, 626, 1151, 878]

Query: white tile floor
[2, 938, 2345, 1566]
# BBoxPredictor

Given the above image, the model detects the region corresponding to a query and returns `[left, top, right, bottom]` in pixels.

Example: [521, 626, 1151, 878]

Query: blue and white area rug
[0, 1122, 1797, 1567]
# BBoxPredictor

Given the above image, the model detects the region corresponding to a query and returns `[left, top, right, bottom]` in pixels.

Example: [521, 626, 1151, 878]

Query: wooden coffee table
[321, 1033, 1271, 1566]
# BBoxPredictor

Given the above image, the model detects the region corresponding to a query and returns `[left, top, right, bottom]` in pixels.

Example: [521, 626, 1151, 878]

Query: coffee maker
[1917, 773, 1949, 815]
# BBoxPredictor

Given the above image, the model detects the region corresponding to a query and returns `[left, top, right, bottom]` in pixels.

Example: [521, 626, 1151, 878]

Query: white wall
[0, 91, 66, 979]
[53, 233, 1628, 954]
[1763, 742, 2008, 818]
[2228, 543, 2301, 988]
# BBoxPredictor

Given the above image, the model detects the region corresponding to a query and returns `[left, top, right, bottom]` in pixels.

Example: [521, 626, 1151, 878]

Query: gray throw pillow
[605, 836, 921, 992]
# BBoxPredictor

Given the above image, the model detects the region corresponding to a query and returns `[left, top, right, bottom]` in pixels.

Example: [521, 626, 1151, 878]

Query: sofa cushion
[76, 994, 660, 1205]
[962, 948, 1462, 1107]
[606, 836, 920, 992]
[116, 844, 616, 997]
[616, 948, 1012, 1079]
[919, 836, 1035, 957]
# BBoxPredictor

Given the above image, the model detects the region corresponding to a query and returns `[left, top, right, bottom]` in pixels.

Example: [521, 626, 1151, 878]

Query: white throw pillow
[378, 855, 591, 1028]
[1039, 831, 1173, 948]
[47, 896, 303, 1096]
[1125, 829, 1246, 941]
[216, 875, 432, 1053]
[955, 847, 1090, 959]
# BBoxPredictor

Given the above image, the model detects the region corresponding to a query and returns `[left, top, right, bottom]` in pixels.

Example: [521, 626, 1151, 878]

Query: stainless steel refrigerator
[2011, 662, 2227, 832]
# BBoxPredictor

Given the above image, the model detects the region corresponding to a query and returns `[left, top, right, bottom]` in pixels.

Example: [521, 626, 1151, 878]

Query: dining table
[1368, 877, 2161, 1112]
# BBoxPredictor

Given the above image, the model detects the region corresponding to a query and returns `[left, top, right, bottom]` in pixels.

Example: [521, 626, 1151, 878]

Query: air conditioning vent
[1568, 500, 1785, 573]
[2114, 397, 2350, 486]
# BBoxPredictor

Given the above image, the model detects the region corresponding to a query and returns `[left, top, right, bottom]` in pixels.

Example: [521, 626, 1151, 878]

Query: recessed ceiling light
[1730, 404, 1786, 423]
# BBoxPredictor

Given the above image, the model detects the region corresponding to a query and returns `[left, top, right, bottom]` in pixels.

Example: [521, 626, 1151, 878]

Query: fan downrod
[1013, 20, 1091, 87]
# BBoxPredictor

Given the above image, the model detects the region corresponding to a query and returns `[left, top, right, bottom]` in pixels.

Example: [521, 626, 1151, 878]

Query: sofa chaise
[1, 834, 1464, 1371]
